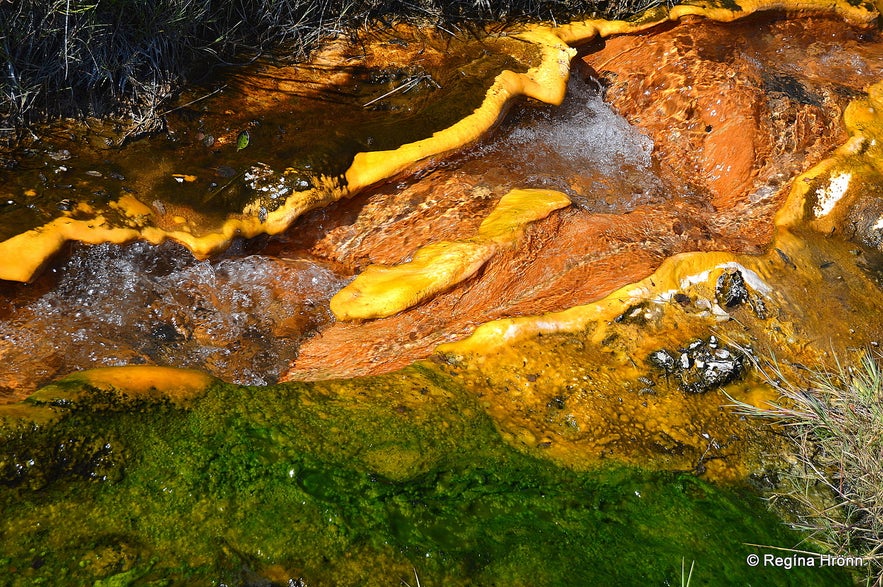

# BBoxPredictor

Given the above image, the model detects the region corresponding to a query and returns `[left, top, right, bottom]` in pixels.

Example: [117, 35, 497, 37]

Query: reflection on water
[0, 26, 520, 228]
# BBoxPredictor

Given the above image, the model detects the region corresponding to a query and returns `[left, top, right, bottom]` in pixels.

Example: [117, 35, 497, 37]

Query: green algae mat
[0, 365, 851, 586]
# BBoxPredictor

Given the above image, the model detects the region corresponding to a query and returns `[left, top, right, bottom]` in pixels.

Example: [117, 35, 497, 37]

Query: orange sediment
[330, 188, 570, 320]
[2, 0, 877, 283]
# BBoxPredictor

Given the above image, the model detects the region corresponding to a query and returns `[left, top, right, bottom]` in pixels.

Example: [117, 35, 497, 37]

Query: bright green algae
[0, 364, 852, 586]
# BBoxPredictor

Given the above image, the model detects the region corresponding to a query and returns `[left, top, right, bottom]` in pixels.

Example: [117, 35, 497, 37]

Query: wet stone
[679, 344, 745, 394]
[151, 323, 182, 342]
[673, 292, 692, 306]
[748, 296, 769, 320]
[647, 349, 677, 373]
[614, 301, 656, 325]
[547, 396, 566, 410]
[647, 337, 746, 394]
[715, 269, 750, 308]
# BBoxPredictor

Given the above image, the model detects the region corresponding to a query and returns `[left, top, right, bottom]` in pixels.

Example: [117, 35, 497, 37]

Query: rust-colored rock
[281, 16, 883, 382]
[583, 17, 881, 230]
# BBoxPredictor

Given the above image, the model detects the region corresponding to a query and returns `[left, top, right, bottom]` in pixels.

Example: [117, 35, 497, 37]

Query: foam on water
[459, 76, 666, 211]
[0, 242, 347, 394]
[503, 79, 654, 170]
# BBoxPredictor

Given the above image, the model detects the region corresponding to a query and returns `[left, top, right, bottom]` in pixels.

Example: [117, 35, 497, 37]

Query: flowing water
[1, 7, 883, 586]
[2, 14, 881, 390]
[0, 73, 670, 397]
[456, 76, 665, 211]
[0, 242, 346, 393]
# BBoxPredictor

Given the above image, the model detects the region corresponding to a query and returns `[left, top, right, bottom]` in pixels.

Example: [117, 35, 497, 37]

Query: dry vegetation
[0, 0, 668, 141]
[733, 352, 883, 585]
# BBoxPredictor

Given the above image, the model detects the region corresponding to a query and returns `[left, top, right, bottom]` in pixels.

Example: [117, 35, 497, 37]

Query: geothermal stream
[0, 77, 662, 396]
[2, 14, 882, 397]
[1, 6, 883, 585]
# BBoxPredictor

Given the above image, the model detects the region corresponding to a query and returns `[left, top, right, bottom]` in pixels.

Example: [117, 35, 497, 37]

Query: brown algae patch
[331, 188, 570, 320]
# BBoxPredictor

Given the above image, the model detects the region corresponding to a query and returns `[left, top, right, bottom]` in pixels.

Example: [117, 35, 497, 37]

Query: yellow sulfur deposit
[476, 188, 573, 244]
[552, 0, 878, 45]
[441, 86, 883, 362]
[29, 366, 216, 406]
[344, 29, 575, 193]
[776, 81, 883, 231]
[331, 188, 570, 320]
[3, 0, 878, 283]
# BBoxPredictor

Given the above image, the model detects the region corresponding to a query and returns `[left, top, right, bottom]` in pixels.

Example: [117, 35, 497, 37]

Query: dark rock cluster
[716, 269, 768, 319]
[647, 335, 746, 394]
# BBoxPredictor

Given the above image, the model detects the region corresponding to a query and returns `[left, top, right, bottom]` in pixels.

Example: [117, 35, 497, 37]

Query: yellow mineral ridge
[776, 81, 883, 230]
[29, 366, 216, 406]
[440, 76, 883, 357]
[552, 0, 877, 45]
[331, 188, 571, 320]
[344, 28, 575, 192]
[0, 366, 215, 427]
[437, 250, 740, 354]
[3, 0, 876, 283]
[0, 27, 572, 283]
[0, 199, 147, 283]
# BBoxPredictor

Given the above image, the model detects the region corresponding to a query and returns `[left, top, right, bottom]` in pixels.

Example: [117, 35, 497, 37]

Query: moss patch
[0, 365, 853, 585]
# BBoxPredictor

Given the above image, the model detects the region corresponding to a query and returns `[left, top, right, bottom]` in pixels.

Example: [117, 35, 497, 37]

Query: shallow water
[0, 69, 668, 396]
[4, 14, 883, 392]
[0, 242, 347, 395]
[453, 75, 665, 202]
[1, 6, 882, 586]
[0, 27, 536, 245]
[458, 76, 667, 212]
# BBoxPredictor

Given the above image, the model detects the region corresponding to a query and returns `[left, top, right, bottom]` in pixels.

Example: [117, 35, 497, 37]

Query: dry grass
[0, 0, 672, 142]
[732, 351, 883, 585]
